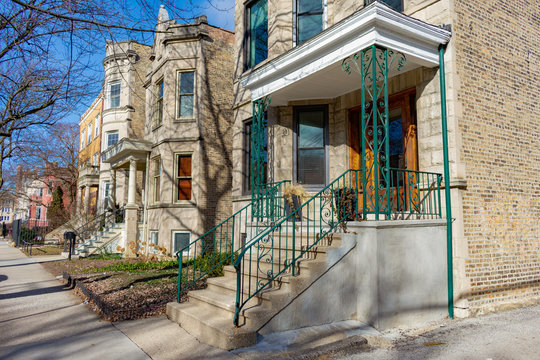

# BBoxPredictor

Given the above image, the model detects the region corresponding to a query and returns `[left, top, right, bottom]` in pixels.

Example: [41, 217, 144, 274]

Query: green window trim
[247, 0, 268, 69]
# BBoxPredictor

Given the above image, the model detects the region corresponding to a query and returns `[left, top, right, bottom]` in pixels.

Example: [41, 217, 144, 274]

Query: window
[152, 156, 161, 203]
[177, 71, 195, 118]
[295, 0, 324, 45]
[92, 153, 99, 166]
[94, 115, 100, 138]
[38, 188, 43, 197]
[109, 82, 121, 108]
[106, 131, 119, 148]
[243, 118, 268, 194]
[103, 181, 111, 202]
[247, 0, 268, 68]
[365, 0, 402, 12]
[294, 106, 328, 187]
[173, 232, 191, 256]
[154, 79, 164, 127]
[149, 231, 159, 254]
[80, 130, 86, 149]
[176, 154, 192, 201]
[36, 207, 41, 220]
[87, 123, 92, 144]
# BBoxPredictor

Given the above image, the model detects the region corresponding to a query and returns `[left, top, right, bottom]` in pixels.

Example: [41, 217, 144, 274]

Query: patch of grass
[21, 245, 63, 256]
[85, 259, 179, 273]
[85, 253, 123, 261]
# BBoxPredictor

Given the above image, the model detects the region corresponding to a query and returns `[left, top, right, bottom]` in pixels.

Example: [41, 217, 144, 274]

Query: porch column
[127, 159, 137, 206]
[124, 158, 138, 257]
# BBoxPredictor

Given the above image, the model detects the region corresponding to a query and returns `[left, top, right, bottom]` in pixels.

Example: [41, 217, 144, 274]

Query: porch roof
[240, 2, 451, 106]
[101, 137, 151, 170]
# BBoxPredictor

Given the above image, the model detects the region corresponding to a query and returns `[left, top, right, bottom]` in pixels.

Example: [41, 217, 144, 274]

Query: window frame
[109, 81, 121, 109]
[87, 122, 92, 145]
[154, 78, 164, 128]
[92, 153, 99, 166]
[174, 153, 193, 202]
[106, 131, 119, 148]
[176, 70, 196, 119]
[293, 0, 327, 46]
[149, 231, 159, 254]
[245, 0, 268, 70]
[80, 130, 86, 150]
[94, 115, 100, 139]
[172, 231, 191, 256]
[293, 105, 329, 189]
[152, 156, 161, 203]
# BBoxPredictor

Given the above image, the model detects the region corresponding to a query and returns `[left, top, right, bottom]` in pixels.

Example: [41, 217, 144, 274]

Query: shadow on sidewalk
[0, 283, 71, 300]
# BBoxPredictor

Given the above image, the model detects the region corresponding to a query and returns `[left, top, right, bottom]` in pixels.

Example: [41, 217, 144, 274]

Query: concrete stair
[167, 231, 347, 350]
[76, 223, 124, 258]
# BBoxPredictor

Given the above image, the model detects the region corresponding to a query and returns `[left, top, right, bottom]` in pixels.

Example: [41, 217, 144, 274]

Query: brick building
[166, 0, 539, 350]
[77, 94, 103, 216]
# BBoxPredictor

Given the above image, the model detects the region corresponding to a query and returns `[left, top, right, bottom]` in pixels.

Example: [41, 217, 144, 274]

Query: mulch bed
[41, 257, 206, 322]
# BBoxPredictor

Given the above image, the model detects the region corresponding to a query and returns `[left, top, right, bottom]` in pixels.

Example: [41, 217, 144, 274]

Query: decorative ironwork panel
[251, 97, 271, 219]
[342, 45, 406, 219]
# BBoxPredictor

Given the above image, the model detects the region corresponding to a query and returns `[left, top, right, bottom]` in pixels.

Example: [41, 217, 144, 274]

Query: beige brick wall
[454, 0, 540, 313]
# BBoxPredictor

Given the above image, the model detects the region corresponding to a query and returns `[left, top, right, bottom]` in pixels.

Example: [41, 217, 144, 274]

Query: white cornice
[240, 2, 451, 101]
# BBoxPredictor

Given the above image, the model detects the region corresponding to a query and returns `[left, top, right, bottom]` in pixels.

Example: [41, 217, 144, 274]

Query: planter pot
[333, 188, 358, 221]
[284, 194, 302, 221]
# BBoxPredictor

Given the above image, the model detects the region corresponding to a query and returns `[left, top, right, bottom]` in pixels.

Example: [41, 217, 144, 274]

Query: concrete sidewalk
[0, 241, 150, 360]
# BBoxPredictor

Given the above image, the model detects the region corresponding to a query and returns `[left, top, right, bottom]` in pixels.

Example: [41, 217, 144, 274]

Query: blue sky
[64, 0, 235, 124]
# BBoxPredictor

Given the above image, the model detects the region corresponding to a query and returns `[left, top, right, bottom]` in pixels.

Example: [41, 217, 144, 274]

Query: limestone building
[100, 9, 235, 256]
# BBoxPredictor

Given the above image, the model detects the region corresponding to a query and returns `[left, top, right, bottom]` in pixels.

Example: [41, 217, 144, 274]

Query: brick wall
[197, 26, 235, 234]
[454, 0, 540, 312]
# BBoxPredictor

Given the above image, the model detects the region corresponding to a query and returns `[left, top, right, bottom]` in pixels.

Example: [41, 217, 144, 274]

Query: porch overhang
[240, 2, 451, 106]
[101, 137, 151, 170]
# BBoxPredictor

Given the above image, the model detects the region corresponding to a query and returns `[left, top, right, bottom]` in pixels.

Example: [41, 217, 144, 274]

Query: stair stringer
[255, 233, 358, 335]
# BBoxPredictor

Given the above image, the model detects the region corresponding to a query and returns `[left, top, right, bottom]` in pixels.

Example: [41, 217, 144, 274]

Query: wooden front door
[348, 88, 418, 213]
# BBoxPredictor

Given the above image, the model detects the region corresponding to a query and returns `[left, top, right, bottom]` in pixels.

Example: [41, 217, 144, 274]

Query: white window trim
[87, 123, 92, 144]
[94, 115, 100, 138]
[80, 130, 86, 149]
[149, 230, 159, 254]
[152, 156, 161, 204]
[106, 131, 119, 148]
[153, 78, 164, 128]
[108, 81, 121, 109]
[292, 0, 328, 47]
[172, 231, 191, 256]
[175, 70, 196, 120]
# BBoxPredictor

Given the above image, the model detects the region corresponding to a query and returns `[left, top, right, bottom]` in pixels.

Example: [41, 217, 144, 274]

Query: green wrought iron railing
[175, 180, 291, 301]
[233, 168, 443, 325]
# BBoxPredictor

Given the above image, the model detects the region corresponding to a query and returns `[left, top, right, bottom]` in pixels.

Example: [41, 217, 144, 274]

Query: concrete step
[167, 301, 257, 350]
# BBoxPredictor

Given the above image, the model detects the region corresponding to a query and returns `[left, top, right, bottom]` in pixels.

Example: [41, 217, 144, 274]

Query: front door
[348, 88, 418, 214]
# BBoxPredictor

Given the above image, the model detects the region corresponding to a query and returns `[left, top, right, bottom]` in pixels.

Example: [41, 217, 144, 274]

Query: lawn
[21, 244, 64, 256]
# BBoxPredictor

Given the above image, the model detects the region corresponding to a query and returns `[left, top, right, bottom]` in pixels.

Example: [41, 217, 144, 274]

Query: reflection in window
[365, 0, 402, 12]
[173, 232, 191, 255]
[296, 0, 324, 45]
[296, 107, 327, 186]
[110, 82, 121, 108]
[247, 0, 268, 68]
[177, 71, 195, 118]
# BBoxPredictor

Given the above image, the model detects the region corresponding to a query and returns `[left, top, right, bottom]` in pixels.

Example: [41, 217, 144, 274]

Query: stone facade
[144, 11, 235, 254]
[99, 40, 152, 210]
[232, 0, 539, 319]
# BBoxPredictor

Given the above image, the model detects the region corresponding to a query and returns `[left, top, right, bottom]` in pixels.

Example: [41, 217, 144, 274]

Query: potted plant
[333, 187, 358, 222]
[283, 183, 308, 221]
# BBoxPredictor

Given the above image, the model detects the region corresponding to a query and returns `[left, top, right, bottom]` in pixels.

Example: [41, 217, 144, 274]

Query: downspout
[439, 44, 454, 319]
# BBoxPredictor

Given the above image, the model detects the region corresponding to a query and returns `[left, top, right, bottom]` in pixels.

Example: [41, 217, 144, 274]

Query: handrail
[175, 180, 291, 301]
[233, 168, 443, 326]
[73, 206, 125, 249]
